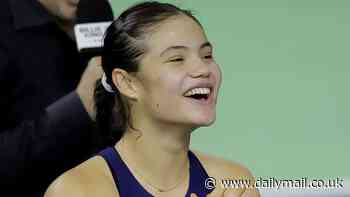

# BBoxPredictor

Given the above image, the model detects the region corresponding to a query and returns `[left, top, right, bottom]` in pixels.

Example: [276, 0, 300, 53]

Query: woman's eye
[169, 58, 184, 62]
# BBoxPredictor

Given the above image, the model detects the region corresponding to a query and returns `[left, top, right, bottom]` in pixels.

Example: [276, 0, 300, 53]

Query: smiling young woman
[44, 1, 260, 197]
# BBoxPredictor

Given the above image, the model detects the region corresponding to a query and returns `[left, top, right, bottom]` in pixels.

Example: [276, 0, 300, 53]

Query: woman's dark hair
[94, 1, 202, 147]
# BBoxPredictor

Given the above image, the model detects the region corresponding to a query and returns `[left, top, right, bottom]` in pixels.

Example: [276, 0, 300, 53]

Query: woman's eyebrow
[160, 46, 188, 57]
[200, 41, 212, 50]
[160, 41, 213, 57]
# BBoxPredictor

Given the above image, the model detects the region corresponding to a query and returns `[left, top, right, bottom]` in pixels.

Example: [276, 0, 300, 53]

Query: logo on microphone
[74, 22, 112, 51]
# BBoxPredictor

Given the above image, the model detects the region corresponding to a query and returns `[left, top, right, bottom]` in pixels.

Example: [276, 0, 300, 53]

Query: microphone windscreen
[76, 0, 114, 24]
[74, 0, 114, 54]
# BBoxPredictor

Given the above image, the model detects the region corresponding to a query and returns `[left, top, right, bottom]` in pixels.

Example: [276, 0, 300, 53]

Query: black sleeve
[0, 92, 95, 184]
[0, 45, 95, 187]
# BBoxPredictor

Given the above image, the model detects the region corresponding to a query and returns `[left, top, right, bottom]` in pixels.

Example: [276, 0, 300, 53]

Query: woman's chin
[191, 115, 216, 128]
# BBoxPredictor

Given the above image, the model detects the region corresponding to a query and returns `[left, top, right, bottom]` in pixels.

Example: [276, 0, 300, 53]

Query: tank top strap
[98, 147, 152, 196]
[186, 150, 215, 197]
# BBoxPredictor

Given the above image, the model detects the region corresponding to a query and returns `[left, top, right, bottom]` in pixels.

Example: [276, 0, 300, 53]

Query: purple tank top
[99, 147, 214, 197]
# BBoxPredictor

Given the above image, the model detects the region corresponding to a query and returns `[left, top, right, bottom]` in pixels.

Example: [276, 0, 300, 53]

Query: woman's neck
[115, 125, 191, 193]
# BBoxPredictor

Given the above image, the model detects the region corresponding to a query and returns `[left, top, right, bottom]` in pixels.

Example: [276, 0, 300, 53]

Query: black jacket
[0, 0, 102, 195]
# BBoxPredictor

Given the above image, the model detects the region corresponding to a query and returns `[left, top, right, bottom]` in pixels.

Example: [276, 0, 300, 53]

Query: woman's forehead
[144, 15, 208, 54]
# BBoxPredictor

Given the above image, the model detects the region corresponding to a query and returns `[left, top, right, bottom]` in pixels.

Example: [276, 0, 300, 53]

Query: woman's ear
[111, 68, 138, 100]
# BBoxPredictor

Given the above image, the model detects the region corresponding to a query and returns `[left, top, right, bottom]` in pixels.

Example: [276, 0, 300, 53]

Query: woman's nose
[189, 58, 211, 78]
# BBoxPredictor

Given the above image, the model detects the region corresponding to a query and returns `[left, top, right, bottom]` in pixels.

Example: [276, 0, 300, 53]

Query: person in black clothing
[0, 0, 113, 196]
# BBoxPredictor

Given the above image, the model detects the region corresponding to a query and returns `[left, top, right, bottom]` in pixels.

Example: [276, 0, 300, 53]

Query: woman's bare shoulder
[44, 156, 119, 197]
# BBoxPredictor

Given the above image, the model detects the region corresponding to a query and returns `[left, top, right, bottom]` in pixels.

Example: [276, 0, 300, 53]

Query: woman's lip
[183, 82, 214, 96]
[184, 89, 215, 105]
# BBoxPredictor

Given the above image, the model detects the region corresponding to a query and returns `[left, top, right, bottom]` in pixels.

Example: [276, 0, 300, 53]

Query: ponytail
[94, 79, 126, 147]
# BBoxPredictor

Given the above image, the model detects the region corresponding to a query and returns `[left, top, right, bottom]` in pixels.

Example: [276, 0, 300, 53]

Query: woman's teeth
[184, 87, 211, 97]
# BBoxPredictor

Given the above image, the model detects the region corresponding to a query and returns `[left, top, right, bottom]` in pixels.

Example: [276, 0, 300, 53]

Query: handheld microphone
[74, 0, 114, 55]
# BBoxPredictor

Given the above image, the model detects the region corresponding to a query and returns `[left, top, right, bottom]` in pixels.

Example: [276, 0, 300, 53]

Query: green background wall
[110, 0, 350, 180]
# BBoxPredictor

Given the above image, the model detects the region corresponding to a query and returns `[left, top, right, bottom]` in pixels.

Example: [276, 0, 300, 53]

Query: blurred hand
[76, 56, 102, 120]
